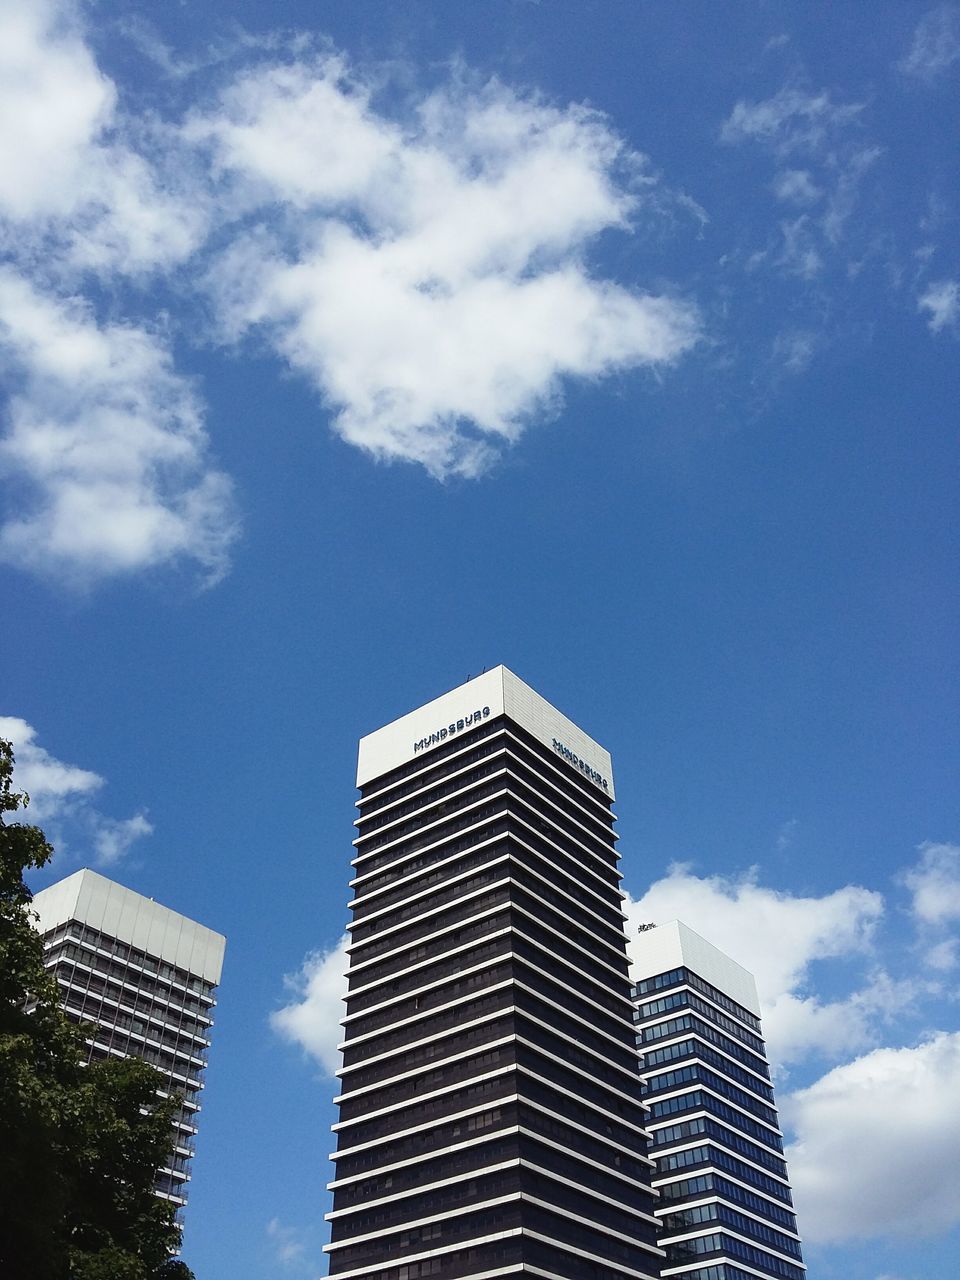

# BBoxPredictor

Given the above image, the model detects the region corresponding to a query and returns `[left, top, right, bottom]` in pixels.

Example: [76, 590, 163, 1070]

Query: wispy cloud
[772, 168, 822, 206]
[0, 715, 152, 865]
[266, 1217, 308, 1267]
[0, 269, 238, 586]
[721, 85, 880, 280]
[771, 330, 818, 374]
[900, 6, 960, 81]
[721, 86, 864, 155]
[719, 80, 888, 366]
[918, 278, 959, 332]
[190, 55, 700, 478]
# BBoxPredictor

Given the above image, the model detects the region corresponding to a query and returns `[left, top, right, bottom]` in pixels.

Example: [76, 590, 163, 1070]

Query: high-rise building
[326, 666, 663, 1280]
[633, 921, 805, 1280]
[31, 868, 226, 1210]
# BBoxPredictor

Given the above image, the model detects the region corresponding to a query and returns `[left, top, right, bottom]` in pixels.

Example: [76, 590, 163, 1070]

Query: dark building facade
[325, 667, 663, 1280]
[633, 922, 805, 1280]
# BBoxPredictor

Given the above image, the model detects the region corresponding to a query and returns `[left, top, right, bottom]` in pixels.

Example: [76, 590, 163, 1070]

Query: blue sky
[1, 0, 958, 1276]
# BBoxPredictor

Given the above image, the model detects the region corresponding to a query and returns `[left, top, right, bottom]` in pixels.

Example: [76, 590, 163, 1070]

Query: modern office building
[326, 666, 663, 1280]
[31, 868, 226, 1210]
[633, 921, 805, 1280]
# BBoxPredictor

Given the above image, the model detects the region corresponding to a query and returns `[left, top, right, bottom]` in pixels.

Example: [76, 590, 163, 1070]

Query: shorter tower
[633, 921, 805, 1280]
[31, 868, 226, 1211]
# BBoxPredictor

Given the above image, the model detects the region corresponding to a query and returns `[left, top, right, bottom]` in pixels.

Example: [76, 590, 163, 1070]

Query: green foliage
[0, 739, 195, 1280]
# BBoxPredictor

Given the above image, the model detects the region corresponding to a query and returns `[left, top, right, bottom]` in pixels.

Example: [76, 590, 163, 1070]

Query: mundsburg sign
[414, 706, 492, 753]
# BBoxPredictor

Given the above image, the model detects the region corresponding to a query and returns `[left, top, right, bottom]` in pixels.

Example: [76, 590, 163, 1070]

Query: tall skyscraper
[633, 921, 805, 1280]
[31, 868, 226, 1210]
[326, 666, 663, 1280]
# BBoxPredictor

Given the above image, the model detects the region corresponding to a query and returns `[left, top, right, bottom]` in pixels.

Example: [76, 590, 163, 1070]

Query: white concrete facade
[33, 868, 225, 984]
[632, 919, 760, 1017]
[356, 665, 615, 799]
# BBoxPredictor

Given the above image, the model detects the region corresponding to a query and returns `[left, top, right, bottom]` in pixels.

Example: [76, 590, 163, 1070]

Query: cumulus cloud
[0, 8, 704, 584]
[918, 278, 959, 332]
[784, 1033, 960, 1240]
[624, 864, 886, 1066]
[902, 840, 960, 935]
[0, 1, 236, 589]
[191, 57, 700, 477]
[271, 934, 349, 1075]
[0, 715, 153, 865]
[0, 269, 238, 585]
[0, 0, 205, 274]
[900, 6, 960, 80]
[0, 714, 101, 818]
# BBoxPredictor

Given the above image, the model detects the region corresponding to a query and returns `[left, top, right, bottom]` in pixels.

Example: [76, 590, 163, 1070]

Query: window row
[637, 991, 765, 1057]
[655, 1143, 793, 1205]
[648, 1092, 782, 1153]
[660, 1201, 802, 1258]
[650, 1116, 787, 1178]
[658, 1171, 798, 1230]
[666, 1230, 804, 1280]
[639, 1014, 768, 1078]
[52, 962, 210, 1042]
[43, 924, 214, 996]
[357, 723, 503, 812]
[635, 967, 760, 1031]
[643, 1037, 774, 1101]
[644, 1063, 778, 1127]
[46, 941, 213, 1015]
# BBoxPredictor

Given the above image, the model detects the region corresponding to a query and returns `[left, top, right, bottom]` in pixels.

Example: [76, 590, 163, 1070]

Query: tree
[0, 738, 195, 1280]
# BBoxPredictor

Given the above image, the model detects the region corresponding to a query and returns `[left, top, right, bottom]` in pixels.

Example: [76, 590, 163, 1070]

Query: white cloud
[0, 715, 152, 865]
[0, 0, 205, 274]
[784, 1033, 960, 1240]
[624, 864, 885, 1066]
[902, 841, 960, 927]
[0, 269, 238, 585]
[91, 813, 154, 866]
[925, 938, 959, 971]
[270, 934, 349, 1075]
[918, 278, 959, 332]
[192, 58, 700, 477]
[0, 714, 102, 819]
[900, 6, 960, 80]
[0, 2, 236, 591]
[762, 969, 921, 1068]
